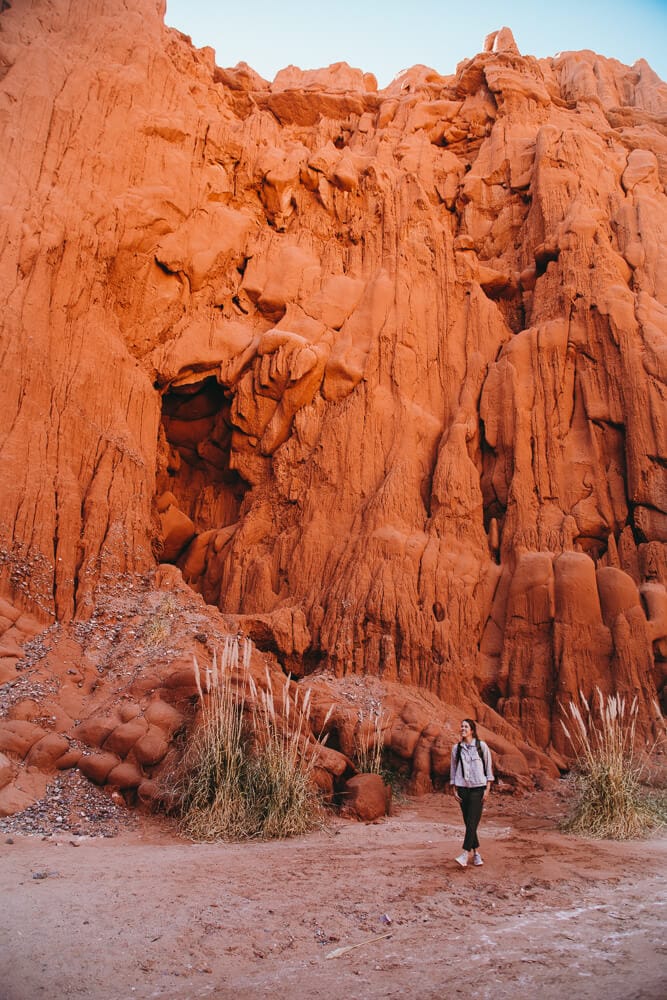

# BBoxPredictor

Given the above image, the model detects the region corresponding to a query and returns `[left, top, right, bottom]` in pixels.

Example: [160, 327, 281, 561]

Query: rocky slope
[0, 1, 666, 812]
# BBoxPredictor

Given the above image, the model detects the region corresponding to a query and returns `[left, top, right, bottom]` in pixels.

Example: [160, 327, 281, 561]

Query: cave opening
[156, 375, 249, 545]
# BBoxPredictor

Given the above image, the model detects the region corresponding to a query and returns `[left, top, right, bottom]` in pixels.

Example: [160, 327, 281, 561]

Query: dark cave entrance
[156, 375, 249, 541]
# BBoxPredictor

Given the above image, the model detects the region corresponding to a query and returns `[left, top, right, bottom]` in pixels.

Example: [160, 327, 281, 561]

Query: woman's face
[460, 720, 473, 741]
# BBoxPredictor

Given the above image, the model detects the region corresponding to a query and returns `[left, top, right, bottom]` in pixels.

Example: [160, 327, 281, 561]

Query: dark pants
[457, 785, 485, 851]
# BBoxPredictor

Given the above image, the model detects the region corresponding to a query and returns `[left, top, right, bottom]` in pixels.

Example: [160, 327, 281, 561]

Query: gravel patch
[0, 769, 140, 840]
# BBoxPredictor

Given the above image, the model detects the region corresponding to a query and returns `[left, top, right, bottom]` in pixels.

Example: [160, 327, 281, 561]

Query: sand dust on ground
[1, 788, 665, 1000]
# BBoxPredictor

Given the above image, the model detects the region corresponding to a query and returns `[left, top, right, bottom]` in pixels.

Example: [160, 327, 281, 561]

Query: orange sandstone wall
[1, 3, 666, 753]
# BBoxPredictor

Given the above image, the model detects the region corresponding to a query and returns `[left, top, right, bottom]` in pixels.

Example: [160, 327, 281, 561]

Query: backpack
[455, 738, 490, 779]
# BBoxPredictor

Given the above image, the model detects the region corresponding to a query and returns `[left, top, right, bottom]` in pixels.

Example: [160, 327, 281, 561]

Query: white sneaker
[455, 852, 468, 867]
[473, 852, 483, 866]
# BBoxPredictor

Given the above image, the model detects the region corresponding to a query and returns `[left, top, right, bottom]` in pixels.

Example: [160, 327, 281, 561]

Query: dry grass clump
[560, 688, 664, 840]
[141, 594, 177, 647]
[172, 636, 251, 841]
[246, 669, 330, 839]
[171, 635, 329, 842]
[353, 707, 386, 774]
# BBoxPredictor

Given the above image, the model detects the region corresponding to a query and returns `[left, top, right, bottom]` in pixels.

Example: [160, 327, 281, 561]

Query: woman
[450, 718, 494, 867]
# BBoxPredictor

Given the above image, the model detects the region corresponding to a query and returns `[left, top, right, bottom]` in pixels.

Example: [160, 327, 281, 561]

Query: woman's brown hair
[462, 718, 478, 738]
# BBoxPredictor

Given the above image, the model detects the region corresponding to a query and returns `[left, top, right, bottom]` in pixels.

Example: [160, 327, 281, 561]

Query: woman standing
[450, 719, 494, 867]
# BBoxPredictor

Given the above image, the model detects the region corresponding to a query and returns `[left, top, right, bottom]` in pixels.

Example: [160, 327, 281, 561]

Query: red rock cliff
[1, 2, 666, 755]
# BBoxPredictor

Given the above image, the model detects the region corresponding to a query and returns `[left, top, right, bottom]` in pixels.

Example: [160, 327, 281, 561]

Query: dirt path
[1, 791, 665, 999]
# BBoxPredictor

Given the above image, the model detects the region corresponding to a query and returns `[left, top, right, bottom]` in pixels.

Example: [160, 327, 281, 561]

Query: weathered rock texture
[1, 0, 666, 806]
[0, 577, 556, 817]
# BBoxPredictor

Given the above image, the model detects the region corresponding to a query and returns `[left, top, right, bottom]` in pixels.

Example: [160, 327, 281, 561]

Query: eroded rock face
[0, 0, 666, 775]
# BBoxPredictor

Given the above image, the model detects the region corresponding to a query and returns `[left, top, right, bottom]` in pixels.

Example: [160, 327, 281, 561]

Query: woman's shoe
[455, 852, 468, 867]
[472, 852, 484, 866]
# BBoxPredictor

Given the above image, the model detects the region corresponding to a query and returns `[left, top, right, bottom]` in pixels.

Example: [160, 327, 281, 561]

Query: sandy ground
[1, 788, 665, 1000]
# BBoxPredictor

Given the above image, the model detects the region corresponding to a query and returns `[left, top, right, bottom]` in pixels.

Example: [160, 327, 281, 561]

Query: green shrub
[170, 636, 330, 842]
[560, 688, 664, 840]
[379, 760, 410, 804]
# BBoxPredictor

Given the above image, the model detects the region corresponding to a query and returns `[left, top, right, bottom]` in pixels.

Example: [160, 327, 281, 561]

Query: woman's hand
[483, 785, 490, 801]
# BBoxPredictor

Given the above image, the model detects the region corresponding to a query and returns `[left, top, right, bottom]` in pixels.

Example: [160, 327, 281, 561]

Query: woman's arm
[482, 742, 494, 798]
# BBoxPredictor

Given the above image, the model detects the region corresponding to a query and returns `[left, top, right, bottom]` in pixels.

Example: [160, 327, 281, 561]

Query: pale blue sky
[165, 0, 667, 87]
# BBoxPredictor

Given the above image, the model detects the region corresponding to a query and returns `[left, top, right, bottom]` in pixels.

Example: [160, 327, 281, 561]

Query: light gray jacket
[450, 740, 494, 788]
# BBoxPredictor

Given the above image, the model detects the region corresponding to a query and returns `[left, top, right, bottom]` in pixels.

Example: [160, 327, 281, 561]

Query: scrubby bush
[560, 688, 664, 840]
[170, 636, 329, 841]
